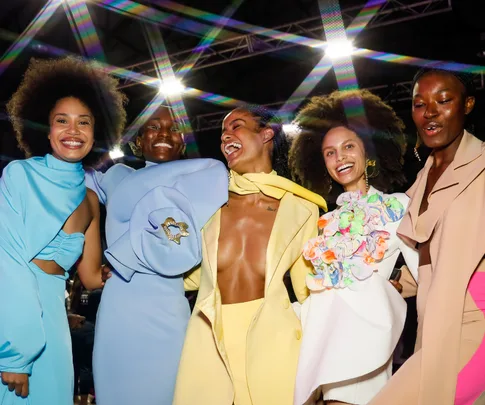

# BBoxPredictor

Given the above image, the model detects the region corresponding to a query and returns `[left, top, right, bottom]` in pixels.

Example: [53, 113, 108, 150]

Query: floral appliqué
[303, 190, 404, 291]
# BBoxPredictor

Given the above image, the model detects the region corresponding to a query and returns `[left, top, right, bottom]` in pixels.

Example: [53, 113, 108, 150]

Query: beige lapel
[265, 193, 312, 290]
[408, 132, 485, 242]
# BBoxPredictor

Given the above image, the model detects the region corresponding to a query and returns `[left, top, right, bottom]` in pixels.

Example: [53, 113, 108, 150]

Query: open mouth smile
[336, 163, 354, 174]
[224, 142, 242, 156]
[153, 142, 173, 149]
[423, 122, 443, 136]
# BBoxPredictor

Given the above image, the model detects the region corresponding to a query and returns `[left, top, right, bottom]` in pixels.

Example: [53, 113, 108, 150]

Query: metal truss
[119, 0, 452, 88]
[191, 72, 484, 132]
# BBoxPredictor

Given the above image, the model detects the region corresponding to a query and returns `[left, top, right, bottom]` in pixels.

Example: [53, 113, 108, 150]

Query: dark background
[1, 0, 484, 171]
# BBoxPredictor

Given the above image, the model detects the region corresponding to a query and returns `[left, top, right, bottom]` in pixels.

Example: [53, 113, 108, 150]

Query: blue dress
[86, 158, 228, 405]
[0, 154, 86, 405]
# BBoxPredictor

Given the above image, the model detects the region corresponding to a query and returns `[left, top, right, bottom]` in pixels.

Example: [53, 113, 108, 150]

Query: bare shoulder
[86, 188, 100, 213]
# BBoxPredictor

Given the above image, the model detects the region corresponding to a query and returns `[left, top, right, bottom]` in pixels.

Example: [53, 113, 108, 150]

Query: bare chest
[218, 204, 278, 270]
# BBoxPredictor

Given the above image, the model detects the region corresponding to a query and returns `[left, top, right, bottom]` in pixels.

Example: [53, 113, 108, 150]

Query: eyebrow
[54, 113, 92, 118]
[230, 118, 246, 126]
[414, 88, 453, 98]
[322, 139, 354, 150]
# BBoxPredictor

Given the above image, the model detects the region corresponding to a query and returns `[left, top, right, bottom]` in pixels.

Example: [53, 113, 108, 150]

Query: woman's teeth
[61, 140, 83, 147]
[153, 142, 173, 149]
[337, 163, 353, 173]
[224, 142, 242, 156]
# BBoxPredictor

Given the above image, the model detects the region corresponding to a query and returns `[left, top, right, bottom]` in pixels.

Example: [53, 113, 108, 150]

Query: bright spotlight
[158, 78, 185, 97]
[109, 146, 124, 160]
[283, 123, 301, 138]
[325, 39, 354, 60]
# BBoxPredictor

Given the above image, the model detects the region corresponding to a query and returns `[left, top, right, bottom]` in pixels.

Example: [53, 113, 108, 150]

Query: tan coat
[370, 131, 485, 405]
[174, 192, 318, 405]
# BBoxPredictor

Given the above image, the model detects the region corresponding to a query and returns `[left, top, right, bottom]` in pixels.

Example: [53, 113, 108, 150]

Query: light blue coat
[86, 158, 228, 405]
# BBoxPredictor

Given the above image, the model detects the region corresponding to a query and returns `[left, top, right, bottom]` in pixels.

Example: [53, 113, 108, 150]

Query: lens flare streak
[280, 0, 385, 115]
[143, 24, 197, 154]
[0, 0, 62, 76]
[63, 0, 106, 61]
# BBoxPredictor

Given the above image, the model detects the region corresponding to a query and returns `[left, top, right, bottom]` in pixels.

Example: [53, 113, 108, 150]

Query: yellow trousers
[221, 298, 264, 405]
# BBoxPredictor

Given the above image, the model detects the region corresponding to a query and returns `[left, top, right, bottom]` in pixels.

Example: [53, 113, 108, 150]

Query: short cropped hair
[233, 104, 291, 179]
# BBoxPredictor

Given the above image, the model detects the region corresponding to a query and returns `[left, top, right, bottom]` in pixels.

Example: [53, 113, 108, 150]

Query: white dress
[294, 187, 418, 405]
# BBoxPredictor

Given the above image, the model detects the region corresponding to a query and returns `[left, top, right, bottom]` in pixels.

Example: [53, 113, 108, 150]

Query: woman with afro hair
[289, 89, 418, 405]
[0, 56, 126, 405]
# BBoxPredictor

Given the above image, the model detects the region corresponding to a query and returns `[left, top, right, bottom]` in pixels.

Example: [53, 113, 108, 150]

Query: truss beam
[191, 72, 484, 132]
[119, 0, 451, 88]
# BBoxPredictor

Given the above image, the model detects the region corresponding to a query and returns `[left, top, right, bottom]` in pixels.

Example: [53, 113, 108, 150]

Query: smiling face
[49, 97, 95, 163]
[221, 109, 274, 174]
[412, 71, 475, 150]
[136, 106, 185, 163]
[322, 126, 367, 192]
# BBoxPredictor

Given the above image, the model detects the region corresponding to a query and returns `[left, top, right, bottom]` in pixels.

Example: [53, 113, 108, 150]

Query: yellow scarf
[229, 170, 327, 211]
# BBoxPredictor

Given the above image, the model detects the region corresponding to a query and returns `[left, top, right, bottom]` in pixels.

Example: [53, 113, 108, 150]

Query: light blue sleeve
[0, 163, 46, 375]
[105, 161, 228, 279]
[85, 164, 133, 205]
[85, 169, 108, 205]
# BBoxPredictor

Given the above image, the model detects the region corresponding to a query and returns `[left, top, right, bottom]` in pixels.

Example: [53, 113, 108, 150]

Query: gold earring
[128, 141, 143, 157]
[365, 159, 378, 191]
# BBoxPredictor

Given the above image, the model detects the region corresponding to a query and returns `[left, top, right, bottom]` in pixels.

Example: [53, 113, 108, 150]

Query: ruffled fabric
[303, 187, 404, 291]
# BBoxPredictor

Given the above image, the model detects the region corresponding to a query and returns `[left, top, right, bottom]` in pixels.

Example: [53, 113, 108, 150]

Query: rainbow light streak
[183, 88, 242, 108]
[64, 0, 106, 61]
[280, 0, 384, 114]
[320, 0, 359, 91]
[122, 91, 167, 142]
[354, 48, 485, 74]
[91, 0, 237, 43]
[123, 0, 243, 152]
[177, 0, 245, 77]
[143, 24, 198, 155]
[147, 0, 323, 48]
[345, 0, 386, 39]
[0, 0, 62, 76]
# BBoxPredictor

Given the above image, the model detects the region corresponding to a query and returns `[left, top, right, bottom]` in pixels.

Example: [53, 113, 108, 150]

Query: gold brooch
[161, 217, 190, 245]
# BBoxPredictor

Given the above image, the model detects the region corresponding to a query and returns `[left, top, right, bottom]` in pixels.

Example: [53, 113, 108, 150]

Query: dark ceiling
[1, 0, 484, 168]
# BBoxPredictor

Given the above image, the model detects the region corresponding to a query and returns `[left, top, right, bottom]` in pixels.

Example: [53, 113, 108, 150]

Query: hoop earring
[128, 141, 143, 157]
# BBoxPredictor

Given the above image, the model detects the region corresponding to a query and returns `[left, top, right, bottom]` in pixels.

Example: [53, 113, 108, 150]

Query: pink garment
[455, 271, 485, 405]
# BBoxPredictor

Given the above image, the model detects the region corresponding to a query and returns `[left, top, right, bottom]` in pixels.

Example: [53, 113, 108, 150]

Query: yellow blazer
[174, 192, 319, 405]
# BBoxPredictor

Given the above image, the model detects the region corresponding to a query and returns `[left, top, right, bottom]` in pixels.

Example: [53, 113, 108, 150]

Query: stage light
[109, 146, 124, 160]
[158, 78, 185, 96]
[283, 123, 301, 137]
[325, 39, 354, 60]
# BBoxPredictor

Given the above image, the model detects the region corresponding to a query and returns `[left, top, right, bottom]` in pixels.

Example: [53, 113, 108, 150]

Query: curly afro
[7, 56, 128, 167]
[289, 89, 406, 202]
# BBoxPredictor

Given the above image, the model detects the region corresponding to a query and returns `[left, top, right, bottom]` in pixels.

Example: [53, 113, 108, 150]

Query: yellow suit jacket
[174, 191, 319, 405]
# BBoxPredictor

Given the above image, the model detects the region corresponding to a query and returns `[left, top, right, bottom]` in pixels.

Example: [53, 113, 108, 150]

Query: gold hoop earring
[128, 141, 143, 157]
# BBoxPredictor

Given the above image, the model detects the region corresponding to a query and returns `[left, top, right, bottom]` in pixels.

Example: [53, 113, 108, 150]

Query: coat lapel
[410, 132, 485, 242]
[265, 193, 312, 290]
[196, 210, 221, 324]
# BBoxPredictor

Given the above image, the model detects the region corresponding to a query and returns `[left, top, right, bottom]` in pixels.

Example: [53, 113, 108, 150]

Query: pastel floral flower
[305, 189, 404, 291]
